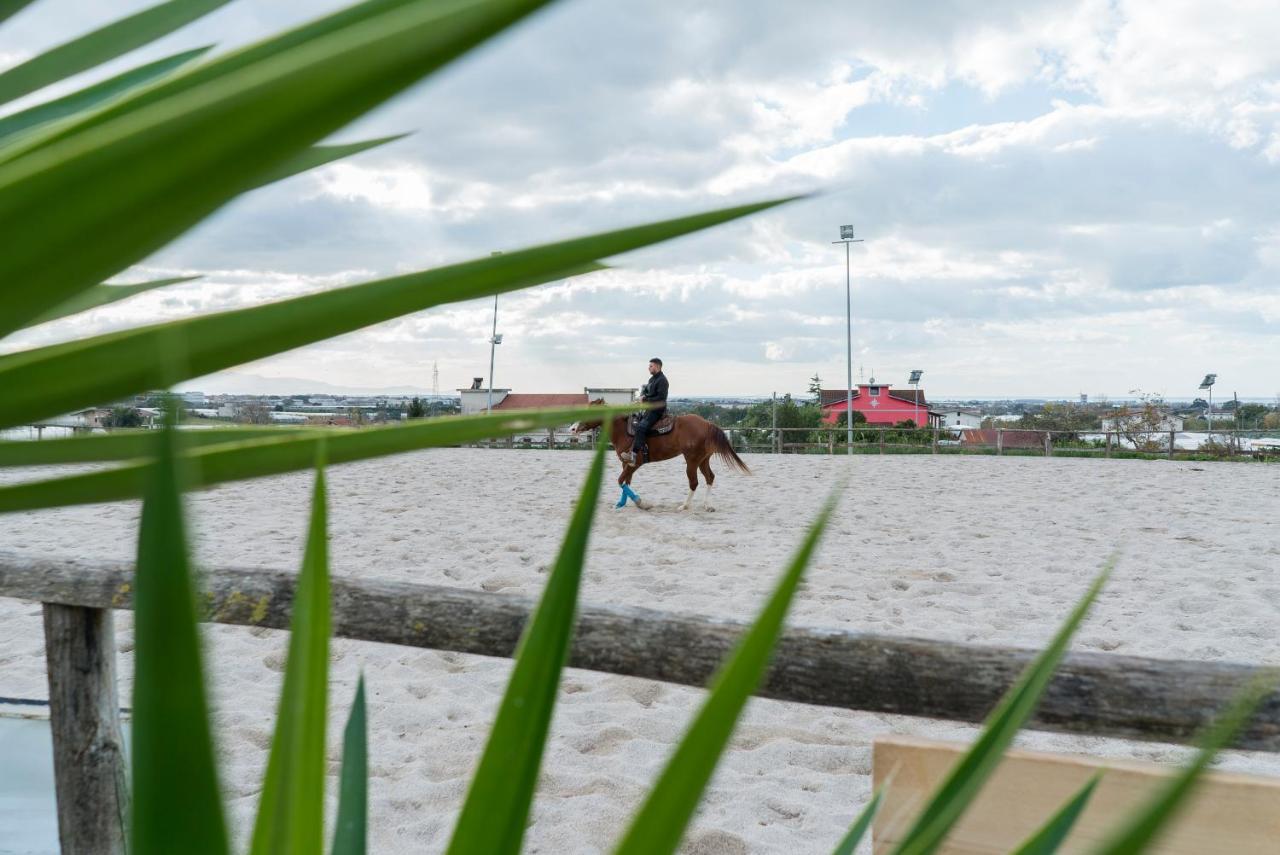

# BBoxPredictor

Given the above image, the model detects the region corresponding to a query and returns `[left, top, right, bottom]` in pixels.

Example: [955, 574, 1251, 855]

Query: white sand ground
[1, 449, 1278, 853]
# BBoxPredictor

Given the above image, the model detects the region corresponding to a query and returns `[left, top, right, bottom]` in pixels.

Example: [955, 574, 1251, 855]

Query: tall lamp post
[908, 369, 923, 427]
[1199, 373, 1216, 442]
[833, 225, 864, 455]
[487, 251, 503, 413]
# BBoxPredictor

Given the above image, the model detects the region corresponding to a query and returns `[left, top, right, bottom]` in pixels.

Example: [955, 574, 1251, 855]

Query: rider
[626, 357, 668, 464]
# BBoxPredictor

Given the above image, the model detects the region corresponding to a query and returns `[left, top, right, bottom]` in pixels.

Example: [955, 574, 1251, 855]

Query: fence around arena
[3, 552, 1279, 851]
[465, 425, 1280, 461]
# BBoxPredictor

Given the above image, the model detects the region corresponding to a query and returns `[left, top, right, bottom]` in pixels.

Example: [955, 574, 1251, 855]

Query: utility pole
[833, 225, 864, 455]
[487, 252, 503, 412]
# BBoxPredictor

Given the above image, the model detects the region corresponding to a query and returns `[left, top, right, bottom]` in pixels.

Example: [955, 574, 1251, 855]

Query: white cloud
[3, 0, 1278, 397]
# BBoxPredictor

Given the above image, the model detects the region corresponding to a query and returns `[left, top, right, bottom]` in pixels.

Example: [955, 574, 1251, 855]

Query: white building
[457, 379, 636, 416]
[936, 409, 983, 429]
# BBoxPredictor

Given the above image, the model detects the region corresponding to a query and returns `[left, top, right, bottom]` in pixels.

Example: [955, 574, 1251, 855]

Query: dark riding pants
[633, 408, 665, 456]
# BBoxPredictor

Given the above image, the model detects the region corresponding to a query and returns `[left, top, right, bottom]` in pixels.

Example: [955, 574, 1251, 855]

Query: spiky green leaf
[0, 0, 558, 335]
[445, 431, 608, 854]
[331, 677, 368, 855]
[833, 785, 887, 855]
[0, 426, 304, 467]
[0, 0, 231, 106]
[889, 560, 1113, 855]
[1009, 774, 1099, 855]
[21, 276, 200, 328]
[0, 404, 632, 513]
[0, 48, 211, 146]
[1094, 680, 1275, 855]
[251, 453, 332, 855]
[0, 198, 790, 428]
[613, 488, 841, 855]
[130, 408, 228, 855]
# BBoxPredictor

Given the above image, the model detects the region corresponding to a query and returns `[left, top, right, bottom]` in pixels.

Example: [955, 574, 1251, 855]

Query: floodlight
[908, 369, 923, 384]
[1199, 374, 1216, 389]
[490, 334, 503, 345]
[840, 224, 855, 240]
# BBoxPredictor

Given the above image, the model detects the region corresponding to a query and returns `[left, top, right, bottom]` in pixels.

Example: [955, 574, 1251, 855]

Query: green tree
[807, 373, 823, 406]
[407, 397, 426, 419]
[104, 406, 143, 428]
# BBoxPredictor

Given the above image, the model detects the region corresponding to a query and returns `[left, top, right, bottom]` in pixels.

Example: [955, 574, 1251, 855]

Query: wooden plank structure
[872, 736, 1280, 853]
[2, 552, 1279, 851]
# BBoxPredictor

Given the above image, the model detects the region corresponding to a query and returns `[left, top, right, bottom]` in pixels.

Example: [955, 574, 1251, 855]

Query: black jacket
[640, 371, 668, 407]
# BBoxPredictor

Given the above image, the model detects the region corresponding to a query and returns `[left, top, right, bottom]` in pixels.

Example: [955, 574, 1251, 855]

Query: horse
[572, 401, 750, 511]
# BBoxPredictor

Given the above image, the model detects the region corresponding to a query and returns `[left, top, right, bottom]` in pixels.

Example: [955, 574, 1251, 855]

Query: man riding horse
[623, 357, 668, 465]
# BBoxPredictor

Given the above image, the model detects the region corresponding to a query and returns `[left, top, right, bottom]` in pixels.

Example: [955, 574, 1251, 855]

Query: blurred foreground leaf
[130, 411, 228, 854]
[446, 430, 608, 854]
[614, 487, 840, 855]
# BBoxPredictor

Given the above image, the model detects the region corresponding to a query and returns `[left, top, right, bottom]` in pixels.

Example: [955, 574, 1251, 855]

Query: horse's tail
[710, 424, 751, 474]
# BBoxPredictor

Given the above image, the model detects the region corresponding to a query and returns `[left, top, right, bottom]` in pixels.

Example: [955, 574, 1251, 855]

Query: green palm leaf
[0, 47, 211, 145]
[0, 0, 37, 27]
[445, 432, 608, 854]
[250, 453, 332, 855]
[0, 198, 789, 428]
[0, 0, 557, 335]
[130, 408, 228, 855]
[254, 134, 408, 188]
[21, 276, 200, 328]
[0, 404, 631, 513]
[833, 785, 887, 855]
[614, 489, 841, 855]
[0, 425, 303, 467]
[1009, 775, 1099, 855]
[887, 563, 1112, 855]
[0, 0, 232, 106]
[1093, 679, 1275, 854]
[331, 677, 368, 855]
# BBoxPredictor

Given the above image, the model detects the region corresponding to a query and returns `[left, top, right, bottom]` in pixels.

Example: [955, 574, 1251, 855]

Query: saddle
[626, 411, 676, 437]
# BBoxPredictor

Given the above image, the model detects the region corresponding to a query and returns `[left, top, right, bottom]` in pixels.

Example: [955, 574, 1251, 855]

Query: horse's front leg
[678, 457, 698, 511]
[615, 462, 650, 509]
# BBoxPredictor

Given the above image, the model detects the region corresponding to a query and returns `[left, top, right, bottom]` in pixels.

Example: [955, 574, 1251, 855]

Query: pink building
[819, 380, 937, 427]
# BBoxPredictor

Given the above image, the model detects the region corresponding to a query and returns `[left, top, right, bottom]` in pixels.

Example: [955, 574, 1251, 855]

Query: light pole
[833, 225, 864, 454]
[1199, 373, 1216, 442]
[909, 369, 923, 428]
[487, 251, 503, 413]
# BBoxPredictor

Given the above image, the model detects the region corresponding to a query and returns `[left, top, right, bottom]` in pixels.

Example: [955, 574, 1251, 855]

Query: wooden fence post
[43, 604, 129, 855]
[996, 428, 1004, 456]
[1169, 429, 1176, 460]
[931, 427, 938, 454]
[1044, 432, 1052, 457]
[1105, 432, 1112, 458]
[879, 428, 885, 455]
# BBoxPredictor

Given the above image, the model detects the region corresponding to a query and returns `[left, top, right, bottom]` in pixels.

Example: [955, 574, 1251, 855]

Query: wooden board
[872, 735, 1280, 854]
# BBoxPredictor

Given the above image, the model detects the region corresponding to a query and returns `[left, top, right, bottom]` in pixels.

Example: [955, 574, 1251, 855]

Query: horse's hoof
[704, 506, 716, 512]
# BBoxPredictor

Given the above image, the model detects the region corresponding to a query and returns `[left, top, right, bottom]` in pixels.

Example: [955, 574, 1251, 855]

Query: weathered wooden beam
[4, 554, 1278, 752]
[42, 603, 129, 855]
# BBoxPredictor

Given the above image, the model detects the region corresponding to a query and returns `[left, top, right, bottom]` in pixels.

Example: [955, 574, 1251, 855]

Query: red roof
[961, 429, 1043, 449]
[819, 387, 928, 408]
[493, 393, 589, 409]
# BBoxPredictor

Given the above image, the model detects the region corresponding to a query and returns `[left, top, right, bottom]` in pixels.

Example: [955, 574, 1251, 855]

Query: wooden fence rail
[3, 554, 1278, 751]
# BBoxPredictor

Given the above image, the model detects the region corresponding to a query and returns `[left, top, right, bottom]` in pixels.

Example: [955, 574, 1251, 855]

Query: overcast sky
[4, 1, 1279, 399]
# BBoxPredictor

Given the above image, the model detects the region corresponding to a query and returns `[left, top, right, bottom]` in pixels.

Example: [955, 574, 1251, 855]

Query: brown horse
[573, 401, 750, 511]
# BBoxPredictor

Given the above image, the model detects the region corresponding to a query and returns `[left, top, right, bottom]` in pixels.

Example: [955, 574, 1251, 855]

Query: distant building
[819, 380, 939, 427]
[936, 409, 983, 429]
[458, 381, 636, 416]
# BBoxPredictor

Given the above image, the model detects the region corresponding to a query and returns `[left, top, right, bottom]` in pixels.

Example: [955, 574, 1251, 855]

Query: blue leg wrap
[616, 483, 641, 508]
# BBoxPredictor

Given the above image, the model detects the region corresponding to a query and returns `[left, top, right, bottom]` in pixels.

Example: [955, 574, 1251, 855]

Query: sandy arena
[1, 449, 1278, 853]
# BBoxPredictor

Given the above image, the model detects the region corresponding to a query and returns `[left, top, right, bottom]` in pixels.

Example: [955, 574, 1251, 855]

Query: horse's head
[570, 398, 608, 434]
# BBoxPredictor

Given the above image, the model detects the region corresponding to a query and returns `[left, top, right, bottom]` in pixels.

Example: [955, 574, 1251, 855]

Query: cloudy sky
[4, 0, 1279, 399]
